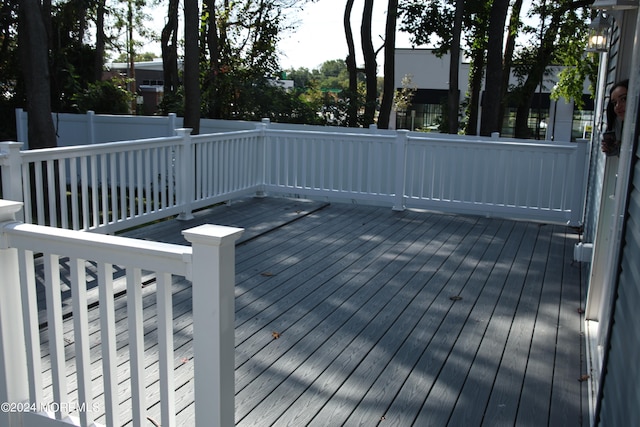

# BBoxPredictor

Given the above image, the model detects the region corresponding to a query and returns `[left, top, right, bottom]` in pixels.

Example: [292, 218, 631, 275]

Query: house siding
[597, 132, 640, 426]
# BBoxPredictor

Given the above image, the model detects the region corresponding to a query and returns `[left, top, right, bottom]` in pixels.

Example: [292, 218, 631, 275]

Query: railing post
[0, 200, 29, 427]
[176, 128, 195, 220]
[255, 119, 270, 197]
[182, 224, 244, 427]
[14, 108, 27, 147]
[0, 142, 25, 222]
[568, 138, 589, 226]
[87, 110, 96, 145]
[168, 113, 177, 136]
[393, 130, 408, 211]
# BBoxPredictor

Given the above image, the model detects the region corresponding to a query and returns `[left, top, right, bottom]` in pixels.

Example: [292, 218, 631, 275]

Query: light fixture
[587, 11, 612, 52]
[590, 0, 639, 10]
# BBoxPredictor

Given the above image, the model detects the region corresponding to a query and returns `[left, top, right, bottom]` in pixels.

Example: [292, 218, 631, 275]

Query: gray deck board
[33, 196, 588, 426]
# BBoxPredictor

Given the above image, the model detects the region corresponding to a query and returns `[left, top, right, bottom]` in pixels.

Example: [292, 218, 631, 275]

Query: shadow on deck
[41, 196, 589, 426]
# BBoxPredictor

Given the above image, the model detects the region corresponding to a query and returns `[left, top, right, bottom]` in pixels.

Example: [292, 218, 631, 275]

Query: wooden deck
[40, 196, 589, 426]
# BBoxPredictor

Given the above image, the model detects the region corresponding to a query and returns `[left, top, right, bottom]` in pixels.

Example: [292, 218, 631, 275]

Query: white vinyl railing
[1, 120, 589, 234]
[0, 200, 243, 427]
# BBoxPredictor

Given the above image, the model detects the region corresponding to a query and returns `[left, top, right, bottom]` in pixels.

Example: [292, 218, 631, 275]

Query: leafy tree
[479, 0, 510, 136]
[73, 77, 134, 113]
[400, 0, 488, 134]
[510, 0, 592, 138]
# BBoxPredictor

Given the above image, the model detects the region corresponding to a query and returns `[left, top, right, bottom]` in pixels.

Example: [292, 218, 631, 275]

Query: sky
[142, 1, 418, 71]
[277, 0, 416, 70]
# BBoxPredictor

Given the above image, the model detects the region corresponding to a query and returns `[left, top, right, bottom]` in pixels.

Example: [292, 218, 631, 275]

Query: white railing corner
[569, 138, 590, 227]
[176, 128, 195, 221]
[393, 130, 409, 211]
[0, 200, 29, 427]
[182, 224, 244, 427]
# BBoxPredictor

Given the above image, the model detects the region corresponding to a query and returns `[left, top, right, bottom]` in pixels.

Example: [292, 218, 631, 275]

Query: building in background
[392, 48, 594, 141]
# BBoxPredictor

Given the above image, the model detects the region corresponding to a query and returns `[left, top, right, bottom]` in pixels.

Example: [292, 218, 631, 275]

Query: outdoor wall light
[587, 11, 612, 52]
[590, 0, 639, 9]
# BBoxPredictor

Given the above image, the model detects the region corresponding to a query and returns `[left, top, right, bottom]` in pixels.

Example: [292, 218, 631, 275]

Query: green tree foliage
[0, 2, 20, 140]
[73, 77, 134, 114]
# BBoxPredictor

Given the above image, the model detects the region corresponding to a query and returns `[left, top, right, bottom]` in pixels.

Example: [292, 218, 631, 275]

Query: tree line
[1, 0, 598, 149]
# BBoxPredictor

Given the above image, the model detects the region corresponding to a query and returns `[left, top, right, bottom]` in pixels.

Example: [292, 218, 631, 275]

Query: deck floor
[40, 196, 589, 426]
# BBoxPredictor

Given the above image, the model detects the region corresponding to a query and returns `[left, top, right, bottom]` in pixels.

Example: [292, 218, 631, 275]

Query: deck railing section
[1, 121, 589, 230]
[402, 135, 588, 224]
[0, 200, 243, 427]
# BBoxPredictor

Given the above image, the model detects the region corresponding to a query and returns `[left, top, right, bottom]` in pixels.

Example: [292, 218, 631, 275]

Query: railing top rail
[3, 222, 192, 277]
[17, 135, 184, 161]
[263, 127, 397, 141]
[405, 134, 579, 150]
[191, 129, 261, 142]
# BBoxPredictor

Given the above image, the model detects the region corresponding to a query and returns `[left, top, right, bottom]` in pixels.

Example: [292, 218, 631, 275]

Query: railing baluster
[44, 252, 68, 419]
[127, 267, 146, 427]
[17, 249, 42, 404]
[70, 256, 94, 426]
[70, 158, 79, 230]
[99, 262, 119, 427]
[80, 156, 89, 230]
[156, 272, 176, 427]
[46, 159, 56, 226]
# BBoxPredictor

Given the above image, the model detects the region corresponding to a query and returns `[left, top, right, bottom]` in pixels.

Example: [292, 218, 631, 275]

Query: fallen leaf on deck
[450, 295, 462, 301]
[272, 331, 281, 339]
[577, 307, 585, 314]
[261, 272, 275, 277]
[578, 374, 590, 382]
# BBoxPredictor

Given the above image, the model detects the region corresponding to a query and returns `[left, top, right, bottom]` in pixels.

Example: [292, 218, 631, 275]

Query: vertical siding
[597, 124, 640, 426]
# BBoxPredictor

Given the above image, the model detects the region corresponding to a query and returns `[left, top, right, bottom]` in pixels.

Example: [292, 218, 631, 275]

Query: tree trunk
[161, 0, 179, 95]
[361, 0, 377, 127]
[94, 0, 106, 82]
[513, 0, 591, 138]
[465, 47, 485, 135]
[498, 0, 523, 123]
[18, 0, 56, 149]
[204, 0, 223, 118]
[344, 0, 358, 127]
[183, 1, 200, 134]
[377, 0, 397, 130]
[479, 0, 510, 136]
[447, 0, 464, 134]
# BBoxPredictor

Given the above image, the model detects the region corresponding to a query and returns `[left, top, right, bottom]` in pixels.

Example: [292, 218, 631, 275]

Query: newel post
[569, 138, 589, 226]
[0, 142, 25, 221]
[0, 200, 29, 427]
[87, 110, 96, 145]
[255, 119, 271, 197]
[393, 130, 409, 211]
[176, 128, 195, 220]
[182, 224, 244, 427]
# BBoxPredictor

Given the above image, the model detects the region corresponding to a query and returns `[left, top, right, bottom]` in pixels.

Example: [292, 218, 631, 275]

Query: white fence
[1, 122, 589, 231]
[0, 199, 243, 427]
